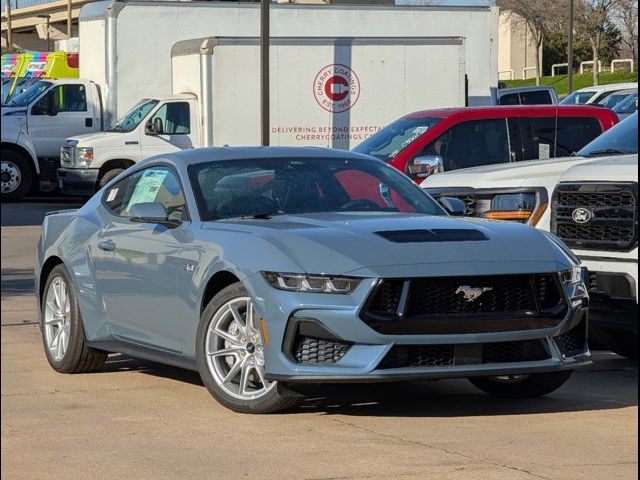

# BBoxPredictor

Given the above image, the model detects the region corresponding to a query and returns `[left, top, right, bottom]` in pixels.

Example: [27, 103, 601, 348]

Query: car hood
[559, 154, 638, 183]
[421, 156, 595, 189]
[69, 131, 136, 148]
[204, 212, 571, 277]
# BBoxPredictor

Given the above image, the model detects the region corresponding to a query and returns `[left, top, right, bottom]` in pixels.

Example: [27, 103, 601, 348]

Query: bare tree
[577, 0, 621, 84]
[498, 0, 561, 85]
[614, 0, 638, 66]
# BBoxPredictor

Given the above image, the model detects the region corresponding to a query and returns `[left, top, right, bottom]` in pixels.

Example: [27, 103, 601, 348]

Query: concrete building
[498, 9, 541, 80]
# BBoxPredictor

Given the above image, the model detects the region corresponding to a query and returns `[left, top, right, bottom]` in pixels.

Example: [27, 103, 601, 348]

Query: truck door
[28, 83, 95, 157]
[139, 101, 195, 159]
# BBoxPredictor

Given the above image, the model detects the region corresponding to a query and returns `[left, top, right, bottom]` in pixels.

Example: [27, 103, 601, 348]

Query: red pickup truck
[353, 106, 619, 181]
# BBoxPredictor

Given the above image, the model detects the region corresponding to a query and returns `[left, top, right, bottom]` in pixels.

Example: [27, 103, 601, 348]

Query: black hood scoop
[375, 229, 488, 243]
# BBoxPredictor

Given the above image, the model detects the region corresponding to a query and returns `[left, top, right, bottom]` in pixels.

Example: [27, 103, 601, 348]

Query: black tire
[196, 282, 302, 414]
[1, 149, 33, 201]
[41, 264, 108, 373]
[469, 370, 574, 398]
[591, 328, 638, 359]
[98, 168, 125, 190]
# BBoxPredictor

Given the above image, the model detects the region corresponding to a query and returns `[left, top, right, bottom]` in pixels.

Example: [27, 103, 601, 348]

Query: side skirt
[86, 339, 198, 372]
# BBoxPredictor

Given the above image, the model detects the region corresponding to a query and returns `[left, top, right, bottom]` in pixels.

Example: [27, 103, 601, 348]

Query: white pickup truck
[1, 79, 102, 200]
[422, 113, 638, 357]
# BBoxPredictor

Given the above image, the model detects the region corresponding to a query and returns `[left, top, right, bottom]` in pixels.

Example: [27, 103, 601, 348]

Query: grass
[503, 71, 638, 96]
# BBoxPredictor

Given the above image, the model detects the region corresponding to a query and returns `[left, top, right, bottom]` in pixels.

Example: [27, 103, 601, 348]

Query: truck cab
[58, 94, 199, 195]
[1, 78, 101, 200]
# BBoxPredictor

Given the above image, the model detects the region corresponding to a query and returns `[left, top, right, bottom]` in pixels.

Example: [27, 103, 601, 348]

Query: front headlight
[559, 265, 588, 286]
[74, 147, 94, 168]
[483, 192, 546, 225]
[262, 272, 362, 294]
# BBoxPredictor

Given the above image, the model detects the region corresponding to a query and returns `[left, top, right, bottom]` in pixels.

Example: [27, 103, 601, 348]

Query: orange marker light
[484, 210, 532, 221]
[260, 318, 270, 346]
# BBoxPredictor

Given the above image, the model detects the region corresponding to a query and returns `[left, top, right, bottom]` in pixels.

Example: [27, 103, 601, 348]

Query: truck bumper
[57, 168, 99, 196]
[581, 257, 638, 334]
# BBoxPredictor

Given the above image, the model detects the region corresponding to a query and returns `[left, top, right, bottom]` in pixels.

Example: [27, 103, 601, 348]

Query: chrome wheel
[205, 297, 275, 401]
[1, 160, 21, 194]
[44, 276, 71, 362]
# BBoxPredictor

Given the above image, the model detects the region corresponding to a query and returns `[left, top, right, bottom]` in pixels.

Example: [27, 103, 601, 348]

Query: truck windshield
[560, 90, 596, 105]
[109, 99, 159, 132]
[577, 112, 638, 157]
[353, 117, 442, 162]
[4, 80, 51, 107]
[1, 78, 12, 104]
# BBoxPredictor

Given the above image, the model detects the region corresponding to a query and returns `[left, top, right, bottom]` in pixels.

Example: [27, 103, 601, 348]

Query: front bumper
[57, 168, 99, 196]
[248, 275, 592, 384]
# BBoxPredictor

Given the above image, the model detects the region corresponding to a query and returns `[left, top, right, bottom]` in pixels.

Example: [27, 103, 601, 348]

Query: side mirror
[438, 197, 467, 216]
[145, 117, 164, 136]
[129, 202, 180, 227]
[408, 155, 444, 179]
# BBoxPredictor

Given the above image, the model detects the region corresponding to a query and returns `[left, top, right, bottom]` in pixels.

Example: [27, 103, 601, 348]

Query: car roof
[404, 105, 609, 119]
[156, 146, 379, 166]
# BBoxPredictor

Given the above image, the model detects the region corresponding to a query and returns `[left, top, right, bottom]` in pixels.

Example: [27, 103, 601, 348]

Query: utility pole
[5, 0, 13, 50]
[67, 0, 73, 39]
[260, 0, 270, 146]
[567, 0, 575, 94]
[37, 14, 51, 51]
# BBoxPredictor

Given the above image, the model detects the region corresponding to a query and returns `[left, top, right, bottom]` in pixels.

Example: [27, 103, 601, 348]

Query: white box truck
[56, 36, 466, 195]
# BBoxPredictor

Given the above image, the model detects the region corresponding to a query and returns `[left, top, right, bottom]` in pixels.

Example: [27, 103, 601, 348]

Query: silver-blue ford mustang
[36, 147, 591, 413]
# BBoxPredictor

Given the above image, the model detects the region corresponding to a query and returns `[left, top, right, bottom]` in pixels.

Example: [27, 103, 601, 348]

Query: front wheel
[196, 283, 302, 414]
[468, 370, 573, 398]
[1, 150, 33, 201]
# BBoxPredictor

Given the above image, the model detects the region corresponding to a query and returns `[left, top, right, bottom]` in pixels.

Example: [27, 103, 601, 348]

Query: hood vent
[375, 229, 488, 243]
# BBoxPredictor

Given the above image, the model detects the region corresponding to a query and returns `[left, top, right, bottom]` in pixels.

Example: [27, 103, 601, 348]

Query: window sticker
[128, 169, 169, 207]
[106, 188, 118, 202]
[538, 144, 551, 160]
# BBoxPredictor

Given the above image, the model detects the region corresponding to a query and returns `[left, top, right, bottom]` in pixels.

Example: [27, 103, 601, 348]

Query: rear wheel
[1, 150, 33, 201]
[196, 283, 302, 414]
[468, 370, 573, 398]
[41, 264, 108, 373]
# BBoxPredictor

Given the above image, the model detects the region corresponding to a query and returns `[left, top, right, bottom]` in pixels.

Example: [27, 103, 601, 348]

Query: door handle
[98, 240, 116, 252]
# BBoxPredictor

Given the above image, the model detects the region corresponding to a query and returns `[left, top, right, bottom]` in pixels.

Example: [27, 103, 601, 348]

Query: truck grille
[552, 183, 638, 252]
[361, 274, 567, 335]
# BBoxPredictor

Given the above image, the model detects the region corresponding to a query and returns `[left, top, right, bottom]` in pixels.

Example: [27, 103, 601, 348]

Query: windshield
[613, 93, 638, 114]
[1, 78, 12, 104]
[577, 113, 638, 156]
[108, 99, 159, 132]
[4, 80, 51, 107]
[598, 91, 635, 109]
[559, 90, 597, 105]
[352, 117, 442, 162]
[189, 157, 446, 221]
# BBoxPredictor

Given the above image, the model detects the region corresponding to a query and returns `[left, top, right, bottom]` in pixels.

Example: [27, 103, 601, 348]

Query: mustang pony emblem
[456, 285, 493, 302]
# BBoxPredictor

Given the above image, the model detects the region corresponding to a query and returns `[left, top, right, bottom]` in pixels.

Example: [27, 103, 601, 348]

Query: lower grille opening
[554, 320, 588, 357]
[293, 336, 351, 364]
[378, 339, 550, 369]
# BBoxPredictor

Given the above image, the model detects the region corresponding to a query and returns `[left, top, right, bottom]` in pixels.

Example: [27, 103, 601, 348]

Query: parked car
[596, 88, 637, 110]
[353, 106, 618, 182]
[36, 147, 590, 414]
[492, 86, 558, 105]
[559, 82, 638, 106]
[422, 113, 638, 357]
[613, 91, 638, 121]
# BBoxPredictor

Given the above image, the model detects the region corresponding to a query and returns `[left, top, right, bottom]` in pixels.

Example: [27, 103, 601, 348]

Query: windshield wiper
[584, 148, 632, 157]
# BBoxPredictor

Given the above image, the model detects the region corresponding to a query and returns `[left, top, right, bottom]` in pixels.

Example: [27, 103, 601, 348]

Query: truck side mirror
[438, 197, 466, 216]
[145, 117, 164, 136]
[408, 155, 444, 179]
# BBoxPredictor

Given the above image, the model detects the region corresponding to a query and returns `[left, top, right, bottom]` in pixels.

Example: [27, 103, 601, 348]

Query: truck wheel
[468, 371, 573, 398]
[1, 150, 33, 201]
[98, 168, 125, 190]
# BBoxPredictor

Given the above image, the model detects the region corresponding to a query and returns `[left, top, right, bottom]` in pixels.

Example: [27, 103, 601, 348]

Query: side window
[418, 119, 510, 172]
[555, 117, 601, 157]
[30, 85, 87, 115]
[149, 102, 190, 135]
[498, 93, 520, 105]
[519, 90, 553, 105]
[103, 166, 187, 221]
[515, 117, 557, 160]
[31, 90, 54, 116]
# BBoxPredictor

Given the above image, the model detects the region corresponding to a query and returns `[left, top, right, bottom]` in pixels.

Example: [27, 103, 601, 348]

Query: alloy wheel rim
[44, 276, 71, 362]
[205, 296, 275, 401]
[1, 161, 21, 194]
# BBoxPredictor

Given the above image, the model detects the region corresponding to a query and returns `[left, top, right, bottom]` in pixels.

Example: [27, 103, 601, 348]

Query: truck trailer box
[78, 0, 499, 127]
[171, 36, 466, 149]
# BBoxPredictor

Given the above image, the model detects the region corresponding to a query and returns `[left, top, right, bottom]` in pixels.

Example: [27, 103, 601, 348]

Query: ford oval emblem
[572, 208, 593, 224]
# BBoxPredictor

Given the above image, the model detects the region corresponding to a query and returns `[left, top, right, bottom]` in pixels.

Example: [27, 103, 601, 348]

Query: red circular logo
[313, 64, 361, 113]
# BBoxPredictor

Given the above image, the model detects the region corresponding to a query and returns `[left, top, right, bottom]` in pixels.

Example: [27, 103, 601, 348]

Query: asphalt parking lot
[1, 199, 638, 480]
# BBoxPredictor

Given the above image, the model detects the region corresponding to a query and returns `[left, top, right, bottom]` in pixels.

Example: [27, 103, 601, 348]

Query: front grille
[292, 336, 351, 364]
[554, 320, 588, 357]
[362, 274, 567, 335]
[378, 339, 549, 369]
[552, 183, 638, 252]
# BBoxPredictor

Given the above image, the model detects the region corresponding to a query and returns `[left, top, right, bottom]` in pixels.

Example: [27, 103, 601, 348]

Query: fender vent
[375, 229, 488, 243]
